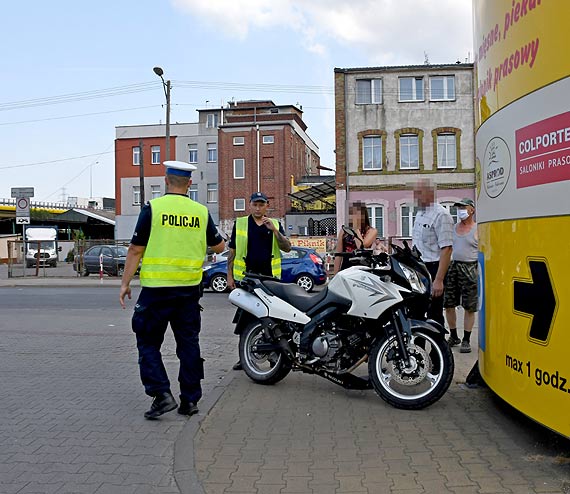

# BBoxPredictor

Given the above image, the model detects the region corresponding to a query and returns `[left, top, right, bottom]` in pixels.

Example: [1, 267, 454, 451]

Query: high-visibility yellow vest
[140, 194, 209, 287]
[233, 215, 282, 280]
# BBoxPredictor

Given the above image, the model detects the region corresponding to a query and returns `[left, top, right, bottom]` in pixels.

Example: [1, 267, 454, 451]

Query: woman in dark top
[333, 201, 378, 274]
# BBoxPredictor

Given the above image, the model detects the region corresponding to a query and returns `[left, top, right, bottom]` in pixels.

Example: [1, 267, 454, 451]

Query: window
[133, 186, 141, 205]
[207, 183, 217, 203]
[151, 145, 160, 164]
[234, 198, 246, 211]
[206, 113, 219, 128]
[362, 136, 382, 170]
[430, 76, 455, 101]
[399, 77, 424, 102]
[207, 143, 217, 162]
[400, 134, 419, 169]
[356, 79, 382, 104]
[437, 134, 457, 169]
[262, 135, 274, 144]
[401, 205, 418, 237]
[151, 185, 161, 199]
[188, 184, 198, 201]
[132, 147, 140, 166]
[233, 136, 245, 145]
[233, 158, 245, 179]
[367, 205, 384, 238]
[188, 144, 197, 163]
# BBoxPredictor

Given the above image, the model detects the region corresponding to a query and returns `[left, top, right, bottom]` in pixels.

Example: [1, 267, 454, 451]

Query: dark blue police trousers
[132, 286, 204, 405]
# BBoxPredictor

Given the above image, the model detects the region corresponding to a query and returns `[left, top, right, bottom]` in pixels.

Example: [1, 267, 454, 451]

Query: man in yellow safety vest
[227, 192, 291, 370]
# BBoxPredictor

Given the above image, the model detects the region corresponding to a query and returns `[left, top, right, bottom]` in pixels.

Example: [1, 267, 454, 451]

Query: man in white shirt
[411, 179, 454, 327]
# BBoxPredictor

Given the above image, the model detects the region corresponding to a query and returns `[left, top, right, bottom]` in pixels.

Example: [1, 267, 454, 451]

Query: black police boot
[178, 399, 199, 416]
[144, 391, 177, 420]
[232, 360, 242, 371]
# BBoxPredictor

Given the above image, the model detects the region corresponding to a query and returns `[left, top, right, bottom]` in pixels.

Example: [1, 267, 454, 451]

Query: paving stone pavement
[193, 325, 570, 494]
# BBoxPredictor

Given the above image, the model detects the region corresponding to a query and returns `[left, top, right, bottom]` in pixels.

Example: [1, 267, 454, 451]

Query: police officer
[119, 160, 225, 420]
[226, 192, 291, 370]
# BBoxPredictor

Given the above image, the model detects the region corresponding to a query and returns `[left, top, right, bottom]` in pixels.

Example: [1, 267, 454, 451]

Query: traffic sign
[16, 196, 30, 225]
[11, 187, 34, 198]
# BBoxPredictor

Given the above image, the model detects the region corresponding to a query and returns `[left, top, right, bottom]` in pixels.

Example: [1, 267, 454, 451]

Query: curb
[174, 369, 238, 494]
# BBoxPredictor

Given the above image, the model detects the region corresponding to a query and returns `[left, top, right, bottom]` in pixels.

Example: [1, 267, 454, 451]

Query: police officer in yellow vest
[120, 161, 225, 420]
[227, 192, 291, 370]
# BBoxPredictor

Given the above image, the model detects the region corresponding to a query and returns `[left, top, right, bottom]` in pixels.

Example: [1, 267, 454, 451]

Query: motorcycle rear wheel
[369, 329, 454, 409]
[239, 321, 292, 385]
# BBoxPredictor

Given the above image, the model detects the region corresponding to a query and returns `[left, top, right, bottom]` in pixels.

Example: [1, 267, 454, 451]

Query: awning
[288, 180, 336, 208]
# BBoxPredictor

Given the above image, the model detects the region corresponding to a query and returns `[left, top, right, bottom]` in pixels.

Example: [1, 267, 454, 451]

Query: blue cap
[164, 160, 197, 177]
[250, 192, 268, 202]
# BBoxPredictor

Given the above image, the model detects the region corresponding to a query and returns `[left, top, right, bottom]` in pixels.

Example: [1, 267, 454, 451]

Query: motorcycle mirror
[342, 225, 356, 236]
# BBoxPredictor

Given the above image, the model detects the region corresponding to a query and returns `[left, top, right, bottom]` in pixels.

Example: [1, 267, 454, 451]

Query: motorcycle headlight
[401, 265, 427, 294]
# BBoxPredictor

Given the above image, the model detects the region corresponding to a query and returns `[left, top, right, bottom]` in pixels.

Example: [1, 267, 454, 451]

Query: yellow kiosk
[473, 1, 570, 437]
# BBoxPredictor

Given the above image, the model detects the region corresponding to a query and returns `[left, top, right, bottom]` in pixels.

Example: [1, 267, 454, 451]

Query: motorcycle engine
[311, 330, 342, 362]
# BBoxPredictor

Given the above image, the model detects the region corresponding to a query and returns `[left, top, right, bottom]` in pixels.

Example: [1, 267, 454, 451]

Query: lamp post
[153, 66, 171, 161]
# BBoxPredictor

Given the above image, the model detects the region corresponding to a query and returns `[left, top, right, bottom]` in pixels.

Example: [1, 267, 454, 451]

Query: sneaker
[232, 361, 242, 371]
[460, 341, 472, 353]
[178, 400, 199, 416]
[144, 391, 177, 420]
[448, 336, 461, 347]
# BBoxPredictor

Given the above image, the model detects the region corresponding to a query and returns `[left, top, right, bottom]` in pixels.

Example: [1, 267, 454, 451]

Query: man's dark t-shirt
[229, 215, 285, 276]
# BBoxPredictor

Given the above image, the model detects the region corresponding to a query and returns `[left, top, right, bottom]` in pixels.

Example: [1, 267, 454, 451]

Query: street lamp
[153, 66, 171, 161]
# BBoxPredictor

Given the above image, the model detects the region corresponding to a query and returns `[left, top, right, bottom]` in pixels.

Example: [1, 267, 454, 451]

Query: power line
[0, 105, 161, 126]
[0, 82, 161, 112]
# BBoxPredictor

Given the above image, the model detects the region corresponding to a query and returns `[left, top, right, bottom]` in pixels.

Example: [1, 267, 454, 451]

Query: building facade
[114, 109, 221, 240]
[334, 63, 475, 239]
[217, 101, 320, 235]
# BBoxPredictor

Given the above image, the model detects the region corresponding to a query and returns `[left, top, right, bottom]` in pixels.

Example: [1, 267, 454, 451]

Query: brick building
[114, 109, 221, 240]
[217, 101, 320, 234]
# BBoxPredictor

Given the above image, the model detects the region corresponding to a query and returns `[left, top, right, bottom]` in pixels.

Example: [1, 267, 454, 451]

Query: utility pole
[138, 138, 145, 209]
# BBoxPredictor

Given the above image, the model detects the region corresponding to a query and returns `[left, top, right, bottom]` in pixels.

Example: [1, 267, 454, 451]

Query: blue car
[202, 246, 327, 293]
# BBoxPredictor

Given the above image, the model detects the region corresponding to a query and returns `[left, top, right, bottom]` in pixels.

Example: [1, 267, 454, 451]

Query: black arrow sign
[513, 259, 557, 343]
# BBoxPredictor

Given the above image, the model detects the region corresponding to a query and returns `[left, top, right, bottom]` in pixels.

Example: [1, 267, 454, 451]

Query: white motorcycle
[229, 235, 454, 409]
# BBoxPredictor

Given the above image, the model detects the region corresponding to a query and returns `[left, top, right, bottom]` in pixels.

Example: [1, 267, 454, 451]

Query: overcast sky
[0, 0, 472, 203]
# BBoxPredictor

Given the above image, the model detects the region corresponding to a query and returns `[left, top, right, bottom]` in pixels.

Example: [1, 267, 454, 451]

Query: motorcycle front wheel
[369, 329, 454, 409]
[239, 321, 292, 385]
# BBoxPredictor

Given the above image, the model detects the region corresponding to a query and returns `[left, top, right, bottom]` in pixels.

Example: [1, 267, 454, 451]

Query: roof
[335, 63, 474, 73]
[55, 208, 115, 225]
[288, 180, 336, 208]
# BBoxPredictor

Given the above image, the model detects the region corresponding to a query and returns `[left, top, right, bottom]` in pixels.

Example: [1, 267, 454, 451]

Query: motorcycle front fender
[409, 318, 448, 337]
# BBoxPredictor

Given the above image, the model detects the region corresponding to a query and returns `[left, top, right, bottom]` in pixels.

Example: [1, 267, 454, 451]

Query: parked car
[73, 245, 129, 277]
[202, 246, 327, 293]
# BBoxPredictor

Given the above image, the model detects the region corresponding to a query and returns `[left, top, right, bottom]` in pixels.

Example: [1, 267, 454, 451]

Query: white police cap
[164, 160, 197, 177]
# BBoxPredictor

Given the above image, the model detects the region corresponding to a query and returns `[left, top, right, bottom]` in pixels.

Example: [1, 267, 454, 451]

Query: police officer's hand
[262, 216, 277, 233]
[227, 274, 236, 291]
[119, 284, 132, 309]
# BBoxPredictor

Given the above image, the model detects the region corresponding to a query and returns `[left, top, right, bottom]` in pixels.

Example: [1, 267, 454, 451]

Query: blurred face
[348, 205, 363, 228]
[414, 181, 435, 207]
[250, 200, 268, 218]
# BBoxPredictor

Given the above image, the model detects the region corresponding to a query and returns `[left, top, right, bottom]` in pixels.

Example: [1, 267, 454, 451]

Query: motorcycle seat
[261, 280, 328, 312]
